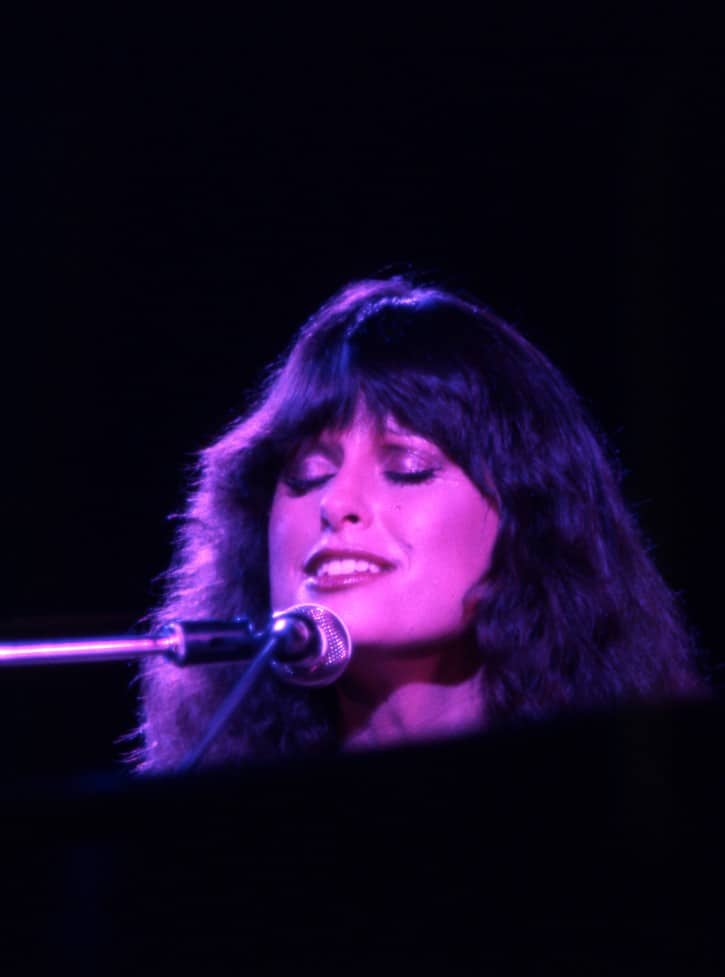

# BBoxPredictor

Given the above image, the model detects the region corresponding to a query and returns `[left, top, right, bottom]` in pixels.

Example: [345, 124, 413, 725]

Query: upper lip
[303, 548, 395, 576]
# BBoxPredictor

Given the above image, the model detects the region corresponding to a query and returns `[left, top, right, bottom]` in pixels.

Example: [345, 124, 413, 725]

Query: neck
[335, 640, 486, 752]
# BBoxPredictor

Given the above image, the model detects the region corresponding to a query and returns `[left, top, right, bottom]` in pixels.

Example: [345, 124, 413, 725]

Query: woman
[136, 275, 703, 771]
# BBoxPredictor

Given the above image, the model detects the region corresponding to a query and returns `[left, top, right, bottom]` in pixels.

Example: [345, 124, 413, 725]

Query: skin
[268, 405, 499, 750]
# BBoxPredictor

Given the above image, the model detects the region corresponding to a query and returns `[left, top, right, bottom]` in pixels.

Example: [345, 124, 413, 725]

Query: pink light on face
[267, 407, 499, 661]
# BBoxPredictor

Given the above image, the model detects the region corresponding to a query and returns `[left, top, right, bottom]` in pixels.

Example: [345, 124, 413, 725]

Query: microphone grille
[270, 603, 352, 688]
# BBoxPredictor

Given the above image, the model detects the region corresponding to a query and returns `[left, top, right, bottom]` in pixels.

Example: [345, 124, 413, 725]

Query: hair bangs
[344, 300, 494, 483]
[256, 299, 495, 501]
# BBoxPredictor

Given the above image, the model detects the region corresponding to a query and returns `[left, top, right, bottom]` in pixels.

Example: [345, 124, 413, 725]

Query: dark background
[3, 13, 723, 779]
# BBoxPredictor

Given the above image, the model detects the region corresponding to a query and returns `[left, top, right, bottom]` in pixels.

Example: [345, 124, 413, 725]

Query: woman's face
[268, 406, 499, 655]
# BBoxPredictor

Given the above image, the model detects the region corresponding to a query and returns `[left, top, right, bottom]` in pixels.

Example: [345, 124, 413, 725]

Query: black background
[3, 11, 723, 779]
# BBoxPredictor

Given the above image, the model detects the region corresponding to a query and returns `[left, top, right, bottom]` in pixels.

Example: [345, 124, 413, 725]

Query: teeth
[315, 558, 383, 577]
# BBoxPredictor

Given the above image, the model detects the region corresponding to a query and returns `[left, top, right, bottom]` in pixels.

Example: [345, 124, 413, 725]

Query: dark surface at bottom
[2, 699, 724, 975]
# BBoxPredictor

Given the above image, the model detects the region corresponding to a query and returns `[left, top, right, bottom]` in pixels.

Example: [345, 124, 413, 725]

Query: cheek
[403, 493, 498, 588]
[268, 492, 322, 607]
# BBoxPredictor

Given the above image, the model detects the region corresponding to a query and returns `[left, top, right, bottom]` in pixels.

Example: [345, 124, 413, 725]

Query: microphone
[269, 603, 352, 688]
[160, 603, 352, 687]
[0, 604, 352, 688]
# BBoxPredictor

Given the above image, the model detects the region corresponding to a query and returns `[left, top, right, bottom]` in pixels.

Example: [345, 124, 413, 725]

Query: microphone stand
[0, 620, 261, 668]
[0, 607, 351, 772]
[175, 632, 281, 773]
[0, 621, 275, 772]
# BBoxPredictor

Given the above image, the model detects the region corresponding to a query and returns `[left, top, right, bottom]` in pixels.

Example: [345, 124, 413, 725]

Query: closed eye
[385, 468, 438, 485]
[282, 473, 334, 496]
[282, 467, 439, 496]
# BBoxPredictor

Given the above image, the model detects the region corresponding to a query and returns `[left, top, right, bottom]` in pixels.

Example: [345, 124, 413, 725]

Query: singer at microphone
[134, 275, 703, 773]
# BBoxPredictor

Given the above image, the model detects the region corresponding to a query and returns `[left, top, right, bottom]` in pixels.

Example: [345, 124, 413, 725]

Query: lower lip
[305, 571, 391, 592]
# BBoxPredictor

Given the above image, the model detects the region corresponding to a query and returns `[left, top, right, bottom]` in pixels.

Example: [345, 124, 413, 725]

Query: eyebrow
[289, 438, 341, 464]
[381, 425, 436, 447]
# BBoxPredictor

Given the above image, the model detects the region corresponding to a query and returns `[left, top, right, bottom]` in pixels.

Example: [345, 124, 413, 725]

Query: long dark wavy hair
[135, 275, 704, 771]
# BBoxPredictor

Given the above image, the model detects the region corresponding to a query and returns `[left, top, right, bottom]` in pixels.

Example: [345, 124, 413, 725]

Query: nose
[319, 469, 373, 531]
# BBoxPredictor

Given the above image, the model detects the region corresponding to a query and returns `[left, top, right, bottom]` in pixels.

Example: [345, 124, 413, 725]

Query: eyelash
[283, 468, 438, 495]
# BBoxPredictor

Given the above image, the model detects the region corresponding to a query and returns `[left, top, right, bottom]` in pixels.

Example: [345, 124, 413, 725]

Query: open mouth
[304, 553, 394, 590]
